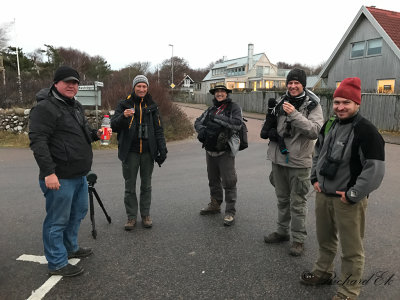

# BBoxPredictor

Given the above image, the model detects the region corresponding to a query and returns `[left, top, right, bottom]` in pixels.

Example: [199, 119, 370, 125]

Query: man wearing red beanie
[300, 77, 385, 300]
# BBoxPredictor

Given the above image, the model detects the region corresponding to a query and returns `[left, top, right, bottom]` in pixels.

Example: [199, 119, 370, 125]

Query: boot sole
[200, 210, 221, 215]
[49, 267, 84, 277]
[224, 220, 235, 226]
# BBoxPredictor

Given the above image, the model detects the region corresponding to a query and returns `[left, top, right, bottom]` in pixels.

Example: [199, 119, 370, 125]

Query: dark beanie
[286, 68, 307, 87]
[53, 66, 80, 83]
[333, 77, 361, 105]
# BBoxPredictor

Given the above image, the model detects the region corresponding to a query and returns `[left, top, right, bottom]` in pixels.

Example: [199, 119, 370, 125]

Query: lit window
[367, 38, 382, 56]
[336, 82, 341, 88]
[351, 42, 365, 58]
[377, 79, 395, 94]
[265, 81, 273, 89]
[237, 82, 245, 89]
[253, 82, 257, 91]
[227, 82, 235, 90]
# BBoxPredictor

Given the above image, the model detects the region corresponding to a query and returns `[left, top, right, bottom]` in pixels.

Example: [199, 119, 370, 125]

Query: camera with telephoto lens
[319, 156, 341, 179]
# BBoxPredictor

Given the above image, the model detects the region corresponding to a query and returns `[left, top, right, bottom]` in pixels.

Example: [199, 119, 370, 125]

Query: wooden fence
[178, 92, 400, 131]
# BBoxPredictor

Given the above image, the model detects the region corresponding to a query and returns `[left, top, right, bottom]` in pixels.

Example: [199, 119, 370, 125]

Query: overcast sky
[2, 0, 400, 71]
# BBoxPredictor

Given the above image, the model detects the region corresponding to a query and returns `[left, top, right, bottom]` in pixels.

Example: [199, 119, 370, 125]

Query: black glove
[155, 152, 167, 167]
[197, 127, 206, 143]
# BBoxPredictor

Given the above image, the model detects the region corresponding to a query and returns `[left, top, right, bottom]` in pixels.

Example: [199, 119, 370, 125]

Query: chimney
[223, 56, 227, 62]
[248, 43, 254, 71]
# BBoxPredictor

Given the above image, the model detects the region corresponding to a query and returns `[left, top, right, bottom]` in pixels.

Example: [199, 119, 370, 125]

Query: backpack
[238, 118, 248, 151]
[226, 102, 248, 151]
[324, 115, 337, 136]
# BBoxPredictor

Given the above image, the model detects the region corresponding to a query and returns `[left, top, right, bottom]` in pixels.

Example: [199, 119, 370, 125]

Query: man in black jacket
[194, 85, 243, 226]
[29, 66, 101, 277]
[111, 75, 167, 231]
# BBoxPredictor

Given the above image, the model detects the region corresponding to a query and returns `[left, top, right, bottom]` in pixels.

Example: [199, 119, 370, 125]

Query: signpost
[77, 82, 104, 127]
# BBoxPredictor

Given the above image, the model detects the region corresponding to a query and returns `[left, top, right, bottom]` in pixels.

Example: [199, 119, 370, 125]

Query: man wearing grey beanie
[111, 75, 167, 230]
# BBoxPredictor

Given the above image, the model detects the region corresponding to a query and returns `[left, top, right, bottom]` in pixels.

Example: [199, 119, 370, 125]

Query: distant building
[201, 44, 288, 93]
[177, 74, 195, 92]
[315, 6, 400, 93]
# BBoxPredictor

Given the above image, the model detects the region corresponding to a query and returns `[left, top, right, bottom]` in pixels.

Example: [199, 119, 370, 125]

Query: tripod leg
[89, 187, 97, 239]
[92, 188, 112, 224]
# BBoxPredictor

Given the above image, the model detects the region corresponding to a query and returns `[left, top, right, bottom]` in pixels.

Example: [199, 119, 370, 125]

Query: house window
[237, 82, 245, 89]
[226, 82, 235, 90]
[377, 79, 395, 94]
[351, 42, 365, 58]
[265, 80, 273, 89]
[367, 38, 382, 56]
[256, 66, 263, 77]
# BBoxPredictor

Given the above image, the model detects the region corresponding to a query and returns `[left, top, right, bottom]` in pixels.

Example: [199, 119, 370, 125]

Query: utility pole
[168, 44, 174, 86]
[14, 19, 23, 103]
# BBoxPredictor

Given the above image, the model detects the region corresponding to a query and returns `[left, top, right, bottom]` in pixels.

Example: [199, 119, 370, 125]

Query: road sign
[170, 83, 175, 89]
[79, 85, 95, 91]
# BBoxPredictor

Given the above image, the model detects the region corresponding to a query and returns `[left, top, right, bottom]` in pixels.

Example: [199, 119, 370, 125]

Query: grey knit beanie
[132, 75, 149, 88]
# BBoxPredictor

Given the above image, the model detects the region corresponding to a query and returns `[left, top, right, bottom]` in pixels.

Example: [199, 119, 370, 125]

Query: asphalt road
[0, 109, 399, 299]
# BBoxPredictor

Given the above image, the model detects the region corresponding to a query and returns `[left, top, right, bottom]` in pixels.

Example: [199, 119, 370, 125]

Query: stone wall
[0, 108, 112, 134]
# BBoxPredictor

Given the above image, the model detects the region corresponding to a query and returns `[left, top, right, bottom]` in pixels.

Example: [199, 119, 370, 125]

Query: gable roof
[177, 74, 194, 86]
[368, 6, 400, 49]
[317, 5, 400, 80]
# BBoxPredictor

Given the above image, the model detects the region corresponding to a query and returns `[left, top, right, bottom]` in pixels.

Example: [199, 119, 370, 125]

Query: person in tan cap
[194, 85, 243, 226]
[300, 77, 385, 300]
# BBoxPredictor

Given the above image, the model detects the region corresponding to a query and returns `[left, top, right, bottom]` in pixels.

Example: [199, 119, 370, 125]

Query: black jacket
[194, 98, 242, 152]
[29, 87, 99, 180]
[111, 93, 167, 162]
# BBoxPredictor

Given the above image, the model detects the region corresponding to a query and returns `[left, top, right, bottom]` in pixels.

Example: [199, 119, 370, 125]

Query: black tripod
[87, 172, 111, 239]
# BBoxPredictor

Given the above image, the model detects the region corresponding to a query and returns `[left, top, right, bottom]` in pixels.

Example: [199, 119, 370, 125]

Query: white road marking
[17, 255, 47, 264]
[16, 254, 80, 300]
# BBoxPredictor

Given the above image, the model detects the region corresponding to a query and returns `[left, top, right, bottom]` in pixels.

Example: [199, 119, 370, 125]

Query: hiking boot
[68, 247, 93, 259]
[300, 271, 333, 286]
[49, 263, 83, 277]
[124, 219, 136, 231]
[332, 293, 355, 300]
[263, 232, 290, 243]
[142, 216, 153, 228]
[289, 242, 304, 256]
[223, 214, 235, 226]
[200, 198, 221, 215]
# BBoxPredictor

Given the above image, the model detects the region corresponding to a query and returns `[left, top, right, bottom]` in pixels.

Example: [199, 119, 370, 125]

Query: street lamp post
[168, 44, 174, 86]
[14, 19, 23, 103]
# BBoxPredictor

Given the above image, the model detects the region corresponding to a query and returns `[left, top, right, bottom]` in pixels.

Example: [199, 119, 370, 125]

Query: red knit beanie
[333, 77, 361, 105]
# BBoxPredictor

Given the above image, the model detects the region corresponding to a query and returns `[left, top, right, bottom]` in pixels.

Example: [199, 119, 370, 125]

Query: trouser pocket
[269, 171, 275, 187]
[295, 176, 310, 196]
